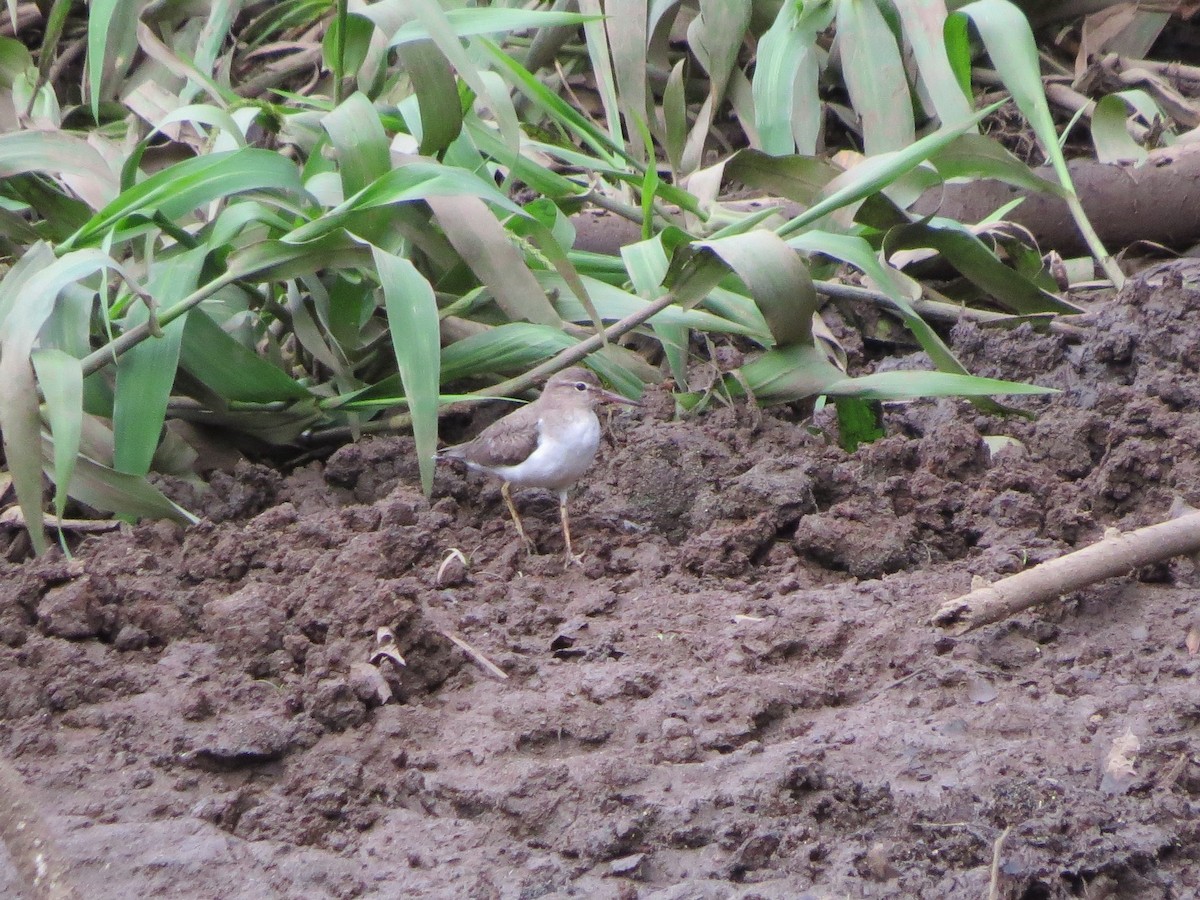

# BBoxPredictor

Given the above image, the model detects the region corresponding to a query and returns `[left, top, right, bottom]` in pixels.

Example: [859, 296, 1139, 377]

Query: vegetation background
[0, 0, 1193, 550]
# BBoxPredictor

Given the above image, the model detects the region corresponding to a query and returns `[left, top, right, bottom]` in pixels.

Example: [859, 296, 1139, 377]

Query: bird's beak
[593, 386, 641, 407]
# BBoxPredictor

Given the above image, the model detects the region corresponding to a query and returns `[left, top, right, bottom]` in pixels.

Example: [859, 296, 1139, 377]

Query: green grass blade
[373, 247, 440, 496]
[0, 247, 122, 553]
[883, 219, 1081, 315]
[777, 101, 1001, 236]
[179, 309, 315, 403]
[68, 148, 305, 248]
[388, 8, 598, 45]
[949, 0, 1121, 285]
[87, 0, 123, 120]
[31, 349, 83, 519]
[604, 0, 649, 160]
[323, 92, 391, 196]
[397, 39, 462, 156]
[753, 0, 833, 155]
[113, 249, 207, 476]
[836, 0, 914, 155]
[824, 370, 1058, 399]
[46, 438, 198, 525]
[894, 0, 973, 127]
[440, 323, 577, 381]
[0, 131, 119, 208]
[695, 232, 817, 347]
[399, 0, 522, 157]
[428, 194, 562, 326]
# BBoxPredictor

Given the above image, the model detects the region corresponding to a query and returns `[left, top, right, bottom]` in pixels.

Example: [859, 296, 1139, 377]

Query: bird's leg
[501, 482, 537, 554]
[559, 491, 584, 567]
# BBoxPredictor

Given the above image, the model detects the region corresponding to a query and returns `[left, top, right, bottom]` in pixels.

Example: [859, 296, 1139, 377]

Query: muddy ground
[3, 264, 1200, 899]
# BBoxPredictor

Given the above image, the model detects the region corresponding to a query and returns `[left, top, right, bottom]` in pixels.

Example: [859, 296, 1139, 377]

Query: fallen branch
[931, 512, 1200, 634]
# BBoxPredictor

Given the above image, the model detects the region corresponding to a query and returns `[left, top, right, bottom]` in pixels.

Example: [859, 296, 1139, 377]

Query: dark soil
[4, 264, 1200, 899]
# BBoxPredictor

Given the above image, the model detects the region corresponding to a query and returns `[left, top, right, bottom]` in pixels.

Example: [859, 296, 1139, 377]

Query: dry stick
[931, 513, 1200, 635]
[436, 628, 509, 681]
[987, 826, 1013, 900]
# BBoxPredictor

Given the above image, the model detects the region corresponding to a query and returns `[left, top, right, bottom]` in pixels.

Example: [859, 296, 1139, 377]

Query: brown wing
[442, 405, 542, 468]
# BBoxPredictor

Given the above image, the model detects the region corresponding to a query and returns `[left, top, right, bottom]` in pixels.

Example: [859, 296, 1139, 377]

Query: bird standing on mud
[439, 366, 638, 564]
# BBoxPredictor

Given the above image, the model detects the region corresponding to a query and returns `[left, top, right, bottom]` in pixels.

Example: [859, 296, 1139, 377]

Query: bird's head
[543, 367, 640, 408]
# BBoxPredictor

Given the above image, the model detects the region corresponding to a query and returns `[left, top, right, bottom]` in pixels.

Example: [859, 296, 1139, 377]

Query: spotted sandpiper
[440, 367, 638, 564]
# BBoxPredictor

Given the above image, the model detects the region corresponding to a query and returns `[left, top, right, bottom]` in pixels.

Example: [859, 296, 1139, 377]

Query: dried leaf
[371, 626, 407, 668]
[1101, 727, 1141, 795]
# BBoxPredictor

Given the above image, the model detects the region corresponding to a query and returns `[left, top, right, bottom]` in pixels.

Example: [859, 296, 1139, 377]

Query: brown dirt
[4, 263, 1200, 899]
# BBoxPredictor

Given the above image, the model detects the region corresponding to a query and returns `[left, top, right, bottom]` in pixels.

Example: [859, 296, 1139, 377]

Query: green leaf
[399, 0, 522, 158]
[373, 247, 441, 496]
[834, 397, 884, 451]
[388, 8, 597, 45]
[883, 220, 1081, 315]
[726, 149, 841, 205]
[285, 160, 524, 243]
[928, 133, 1066, 197]
[695, 231, 817, 346]
[31, 349, 83, 518]
[428, 194, 562, 326]
[824, 369, 1058, 400]
[777, 102, 1001, 236]
[727, 343, 849, 404]
[113, 249, 207, 476]
[0, 131, 119, 208]
[754, 0, 833, 155]
[893, 0, 973, 127]
[397, 39, 462, 155]
[323, 11, 376, 91]
[86, 0, 139, 120]
[179, 309, 315, 403]
[46, 438, 198, 525]
[836, 0, 914, 155]
[0, 247, 121, 553]
[68, 148, 305, 248]
[0, 35, 33, 86]
[535, 271, 760, 336]
[604, 0, 649, 160]
[440, 323, 576, 382]
[323, 91, 391, 196]
[1092, 93, 1150, 164]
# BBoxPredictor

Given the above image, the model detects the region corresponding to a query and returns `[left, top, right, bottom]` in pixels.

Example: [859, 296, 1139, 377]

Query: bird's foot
[563, 549, 585, 569]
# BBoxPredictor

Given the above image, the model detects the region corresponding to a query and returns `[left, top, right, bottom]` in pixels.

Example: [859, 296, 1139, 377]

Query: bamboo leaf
[753, 0, 833, 155]
[388, 8, 597, 45]
[113, 249, 207, 476]
[31, 349, 83, 519]
[68, 148, 305, 248]
[373, 247, 440, 496]
[695, 232, 817, 346]
[836, 0, 914, 155]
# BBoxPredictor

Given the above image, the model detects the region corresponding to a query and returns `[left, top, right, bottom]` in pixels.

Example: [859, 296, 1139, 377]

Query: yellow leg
[559, 491, 584, 567]
[501, 482, 537, 553]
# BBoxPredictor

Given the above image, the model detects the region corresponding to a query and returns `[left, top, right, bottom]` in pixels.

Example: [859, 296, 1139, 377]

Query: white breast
[493, 412, 601, 491]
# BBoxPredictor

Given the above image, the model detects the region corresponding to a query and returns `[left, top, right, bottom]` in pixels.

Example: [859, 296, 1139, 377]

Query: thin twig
[988, 826, 1012, 900]
[436, 627, 508, 681]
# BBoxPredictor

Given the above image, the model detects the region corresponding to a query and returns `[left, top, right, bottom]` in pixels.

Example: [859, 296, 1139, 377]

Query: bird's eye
[574, 382, 588, 391]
